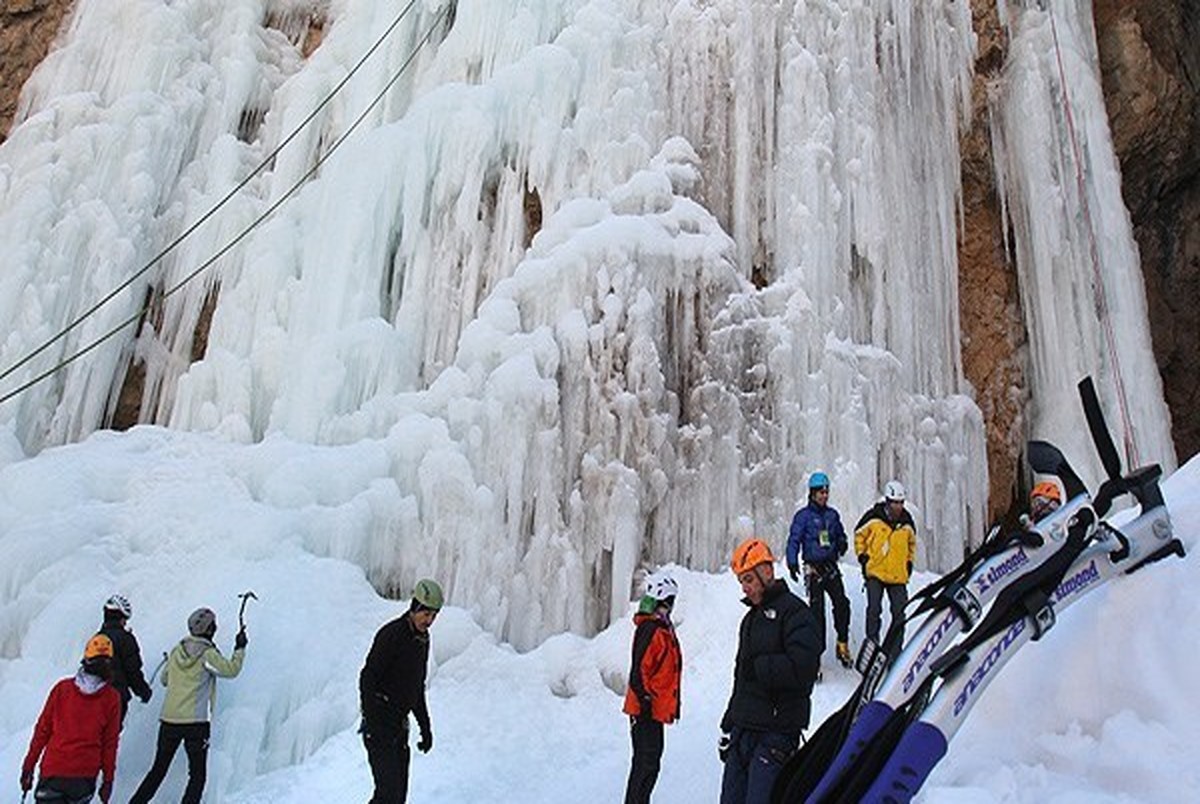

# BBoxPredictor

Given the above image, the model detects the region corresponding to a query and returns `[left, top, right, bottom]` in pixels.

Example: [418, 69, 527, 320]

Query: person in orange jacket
[622, 571, 682, 804]
[21, 634, 122, 803]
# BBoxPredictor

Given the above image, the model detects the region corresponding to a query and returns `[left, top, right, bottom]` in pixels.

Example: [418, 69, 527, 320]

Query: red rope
[1047, 6, 1140, 468]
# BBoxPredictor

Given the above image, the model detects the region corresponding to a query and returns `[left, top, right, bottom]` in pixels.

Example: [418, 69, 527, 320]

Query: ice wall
[991, 0, 1177, 486]
[8, 0, 1150, 646]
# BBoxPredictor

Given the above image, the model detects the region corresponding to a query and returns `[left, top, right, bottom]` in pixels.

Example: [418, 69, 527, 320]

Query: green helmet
[412, 578, 444, 610]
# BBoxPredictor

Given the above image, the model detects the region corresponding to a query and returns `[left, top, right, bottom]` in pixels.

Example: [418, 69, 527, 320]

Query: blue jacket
[787, 501, 848, 568]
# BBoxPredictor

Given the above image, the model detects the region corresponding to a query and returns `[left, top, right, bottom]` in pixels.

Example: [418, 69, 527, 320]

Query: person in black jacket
[359, 579, 443, 804]
[719, 539, 820, 804]
[98, 594, 153, 726]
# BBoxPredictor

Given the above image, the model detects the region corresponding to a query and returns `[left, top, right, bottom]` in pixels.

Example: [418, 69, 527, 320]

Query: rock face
[1, 0, 72, 142]
[1093, 0, 1200, 463]
[0, 0, 1196, 501]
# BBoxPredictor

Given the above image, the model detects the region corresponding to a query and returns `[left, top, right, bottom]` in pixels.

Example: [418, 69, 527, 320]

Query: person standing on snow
[786, 471, 853, 675]
[21, 634, 122, 804]
[854, 480, 918, 648]
[128, 607, 247, 804]
[719, 538, 820, 804]
[622, 571, 683, 804]
[359, 579, 443, 804]
[97, 594, 153, 726]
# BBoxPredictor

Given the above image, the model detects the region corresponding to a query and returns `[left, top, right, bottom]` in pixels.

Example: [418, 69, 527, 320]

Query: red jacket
[622, 613, 682, 724]
[22, 673, 120, 784]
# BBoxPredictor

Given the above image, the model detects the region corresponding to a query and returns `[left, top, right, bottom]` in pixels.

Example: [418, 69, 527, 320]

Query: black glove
[906, 561, 913, 576]
[639, 696, 652, 718]
[235, 628, 248, 650]
[139, 688, 153, 704]
[788, 564, 800, 582]
[718, 732, 732, 762]
[417, 726, 433, 753]
[20, 770, 33, 792]
[858, 554, 868, 570]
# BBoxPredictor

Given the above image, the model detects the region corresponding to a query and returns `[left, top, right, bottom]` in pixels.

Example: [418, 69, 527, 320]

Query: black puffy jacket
[721, 580, 820, 734]
[359, 612, 431, 736]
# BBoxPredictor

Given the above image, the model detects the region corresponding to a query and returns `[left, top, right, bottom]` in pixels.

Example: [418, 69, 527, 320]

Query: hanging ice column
[992, 0, 1177, 485]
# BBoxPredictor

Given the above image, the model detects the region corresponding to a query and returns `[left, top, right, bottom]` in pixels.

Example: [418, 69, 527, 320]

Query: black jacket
[359, 612, 431, 735]
[99, 615, 152, 704]
[721, 580, 820, 734]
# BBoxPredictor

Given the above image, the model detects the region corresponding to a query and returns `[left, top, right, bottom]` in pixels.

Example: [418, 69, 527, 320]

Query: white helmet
[104, 594, 132, 619]
[883, 480, 906, 502]
[645, 572, 679, 603]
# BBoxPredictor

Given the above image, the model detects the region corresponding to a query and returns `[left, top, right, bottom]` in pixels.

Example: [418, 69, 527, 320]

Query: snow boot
[836, 640, 852, 669]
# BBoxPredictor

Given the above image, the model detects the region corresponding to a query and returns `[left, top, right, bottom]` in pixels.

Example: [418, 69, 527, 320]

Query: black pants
[864, 577, 908, 645]
[363, 718, 412, 804]
[129, 721, 210, 804]
[624, 716, 664, 804]
[804, 567, 851, 651]
[33, 776, 95, 803]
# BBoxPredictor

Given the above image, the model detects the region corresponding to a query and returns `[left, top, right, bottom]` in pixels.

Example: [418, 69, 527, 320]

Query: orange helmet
[731, 538, 774, 574]
[1030, 480, 1062, 504]
[84, 634, 114, 660]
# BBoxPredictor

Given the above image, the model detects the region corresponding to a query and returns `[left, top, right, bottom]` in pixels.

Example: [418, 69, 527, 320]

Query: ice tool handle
[237, 590, 258, 631]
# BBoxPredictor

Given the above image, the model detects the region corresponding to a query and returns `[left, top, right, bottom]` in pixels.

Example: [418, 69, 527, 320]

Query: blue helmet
[808, 471, 830, 490]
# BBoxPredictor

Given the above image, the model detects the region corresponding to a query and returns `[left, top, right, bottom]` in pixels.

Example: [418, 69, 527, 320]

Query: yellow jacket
[854, 502, 917, 585]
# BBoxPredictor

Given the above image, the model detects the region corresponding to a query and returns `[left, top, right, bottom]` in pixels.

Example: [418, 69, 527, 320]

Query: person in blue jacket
[786, 471, 853, 671]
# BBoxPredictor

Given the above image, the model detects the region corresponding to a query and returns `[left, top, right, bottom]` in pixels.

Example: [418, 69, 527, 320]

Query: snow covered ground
[0, 425, 1196, 802]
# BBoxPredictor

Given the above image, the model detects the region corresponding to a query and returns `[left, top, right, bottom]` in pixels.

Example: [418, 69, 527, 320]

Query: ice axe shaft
[237, 590, 258, 630]
[148, 651, 169, 684]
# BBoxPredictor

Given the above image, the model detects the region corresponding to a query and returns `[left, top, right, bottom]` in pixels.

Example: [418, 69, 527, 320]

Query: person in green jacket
[128, 607, 247, 804]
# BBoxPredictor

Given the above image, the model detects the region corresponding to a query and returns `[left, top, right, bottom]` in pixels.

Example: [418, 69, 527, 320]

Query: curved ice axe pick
[237, 591, 259, 631]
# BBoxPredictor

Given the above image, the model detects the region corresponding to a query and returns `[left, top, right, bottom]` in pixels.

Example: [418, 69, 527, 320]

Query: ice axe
[237, 590, 258, 631]
[148, 650, 169, 685]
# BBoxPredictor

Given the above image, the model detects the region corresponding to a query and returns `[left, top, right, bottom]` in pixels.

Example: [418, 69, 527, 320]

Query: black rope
[0, 0, 423, 388]
[0, 3, 447, 408]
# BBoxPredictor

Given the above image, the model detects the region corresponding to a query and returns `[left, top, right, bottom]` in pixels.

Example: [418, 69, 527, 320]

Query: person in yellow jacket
[129, 607, 246, 804]
[854, 480, 917, 648]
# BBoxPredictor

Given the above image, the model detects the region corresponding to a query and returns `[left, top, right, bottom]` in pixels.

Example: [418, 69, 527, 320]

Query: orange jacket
[622, 613, 682, 724]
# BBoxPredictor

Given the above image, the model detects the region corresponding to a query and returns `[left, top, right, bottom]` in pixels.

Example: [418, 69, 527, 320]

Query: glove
[20, 770, 33, 792]
[788, 564, 800, 582]
[639, 696, 652, 718]
[718, 732, 732, 762]
[417, 726, 433, 753]
[235, 628, 248, 650]
[99, 778, 113, 803]
[858, 554, 868, 570]
[906, 561, 913, 576]
[139, 687, 153, 704]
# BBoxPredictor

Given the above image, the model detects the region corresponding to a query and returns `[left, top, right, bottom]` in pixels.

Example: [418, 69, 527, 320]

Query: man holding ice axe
[129, 593, 254, 804]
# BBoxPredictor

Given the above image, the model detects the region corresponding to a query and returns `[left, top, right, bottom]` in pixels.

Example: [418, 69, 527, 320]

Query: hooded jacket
[22, 670, 120, 784]
[622, 611, 682, 724]
[158, 635, 245, 723]
[854, 501, 918, 585]
[720, 580, 820, 734]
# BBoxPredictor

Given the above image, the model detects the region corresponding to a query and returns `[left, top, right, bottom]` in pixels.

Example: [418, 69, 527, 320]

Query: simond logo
[1053, 559, 1101, 603]
[973, 548, 1030, 597]
[953, 619, 1025, 717]
[902, 611, 957, 694]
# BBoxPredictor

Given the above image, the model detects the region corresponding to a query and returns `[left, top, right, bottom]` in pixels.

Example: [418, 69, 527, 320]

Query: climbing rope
[0, 0, 424, 388]
[1046, 4, 1140, 468]
[0, 1, 446, 407]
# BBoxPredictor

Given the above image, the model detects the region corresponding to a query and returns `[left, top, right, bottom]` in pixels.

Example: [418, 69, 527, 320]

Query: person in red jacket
[21, 634, 122, 803]
[622, 571, 682, 804]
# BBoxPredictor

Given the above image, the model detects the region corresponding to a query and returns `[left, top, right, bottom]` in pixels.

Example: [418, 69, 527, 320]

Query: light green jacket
[159, 636, 245, 723]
